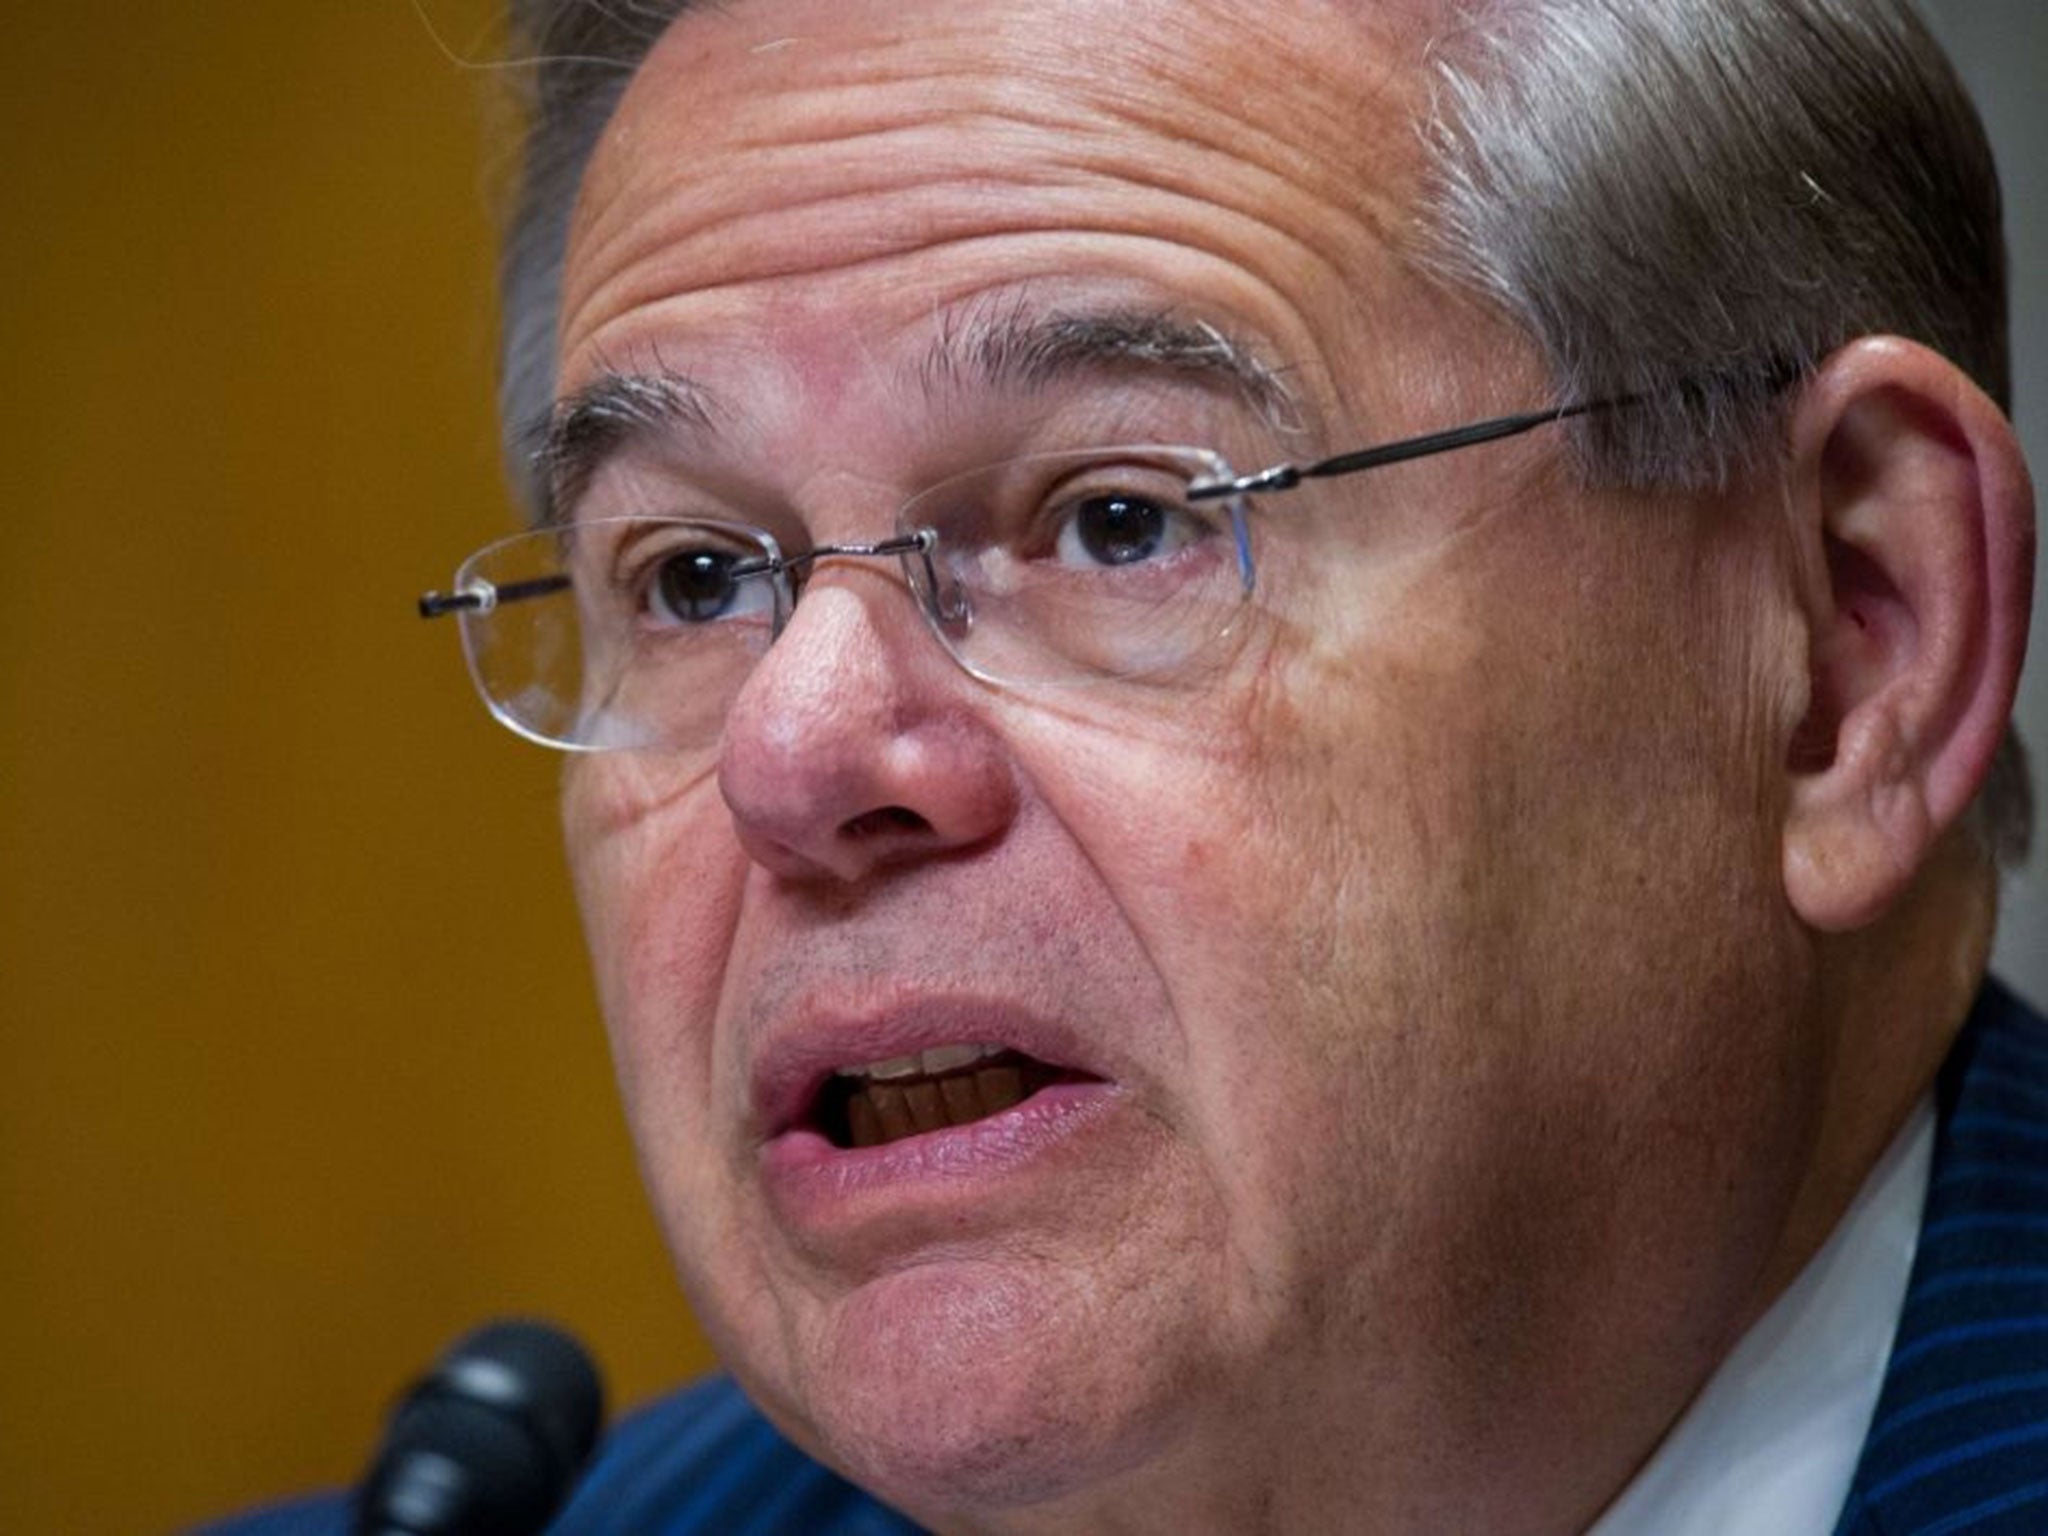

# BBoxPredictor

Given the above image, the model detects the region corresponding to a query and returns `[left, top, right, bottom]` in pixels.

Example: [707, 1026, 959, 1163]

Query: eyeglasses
[419, 398, 1606, 752]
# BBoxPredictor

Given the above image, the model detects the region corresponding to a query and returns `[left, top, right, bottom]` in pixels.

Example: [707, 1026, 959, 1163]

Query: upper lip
[749, 993, 1110, 1141]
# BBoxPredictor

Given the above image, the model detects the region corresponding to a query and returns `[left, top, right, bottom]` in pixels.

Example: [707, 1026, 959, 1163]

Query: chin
[751, 1257, 1189, 1516]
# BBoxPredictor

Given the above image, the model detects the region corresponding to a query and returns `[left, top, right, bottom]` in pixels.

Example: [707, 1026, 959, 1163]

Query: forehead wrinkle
[564, 4, 1429, 357]
[562, 167, 1375, 412]
[557, 2, 1459, 482]
[570, 61, 1404, 289]
[568, 69, 1408, 301]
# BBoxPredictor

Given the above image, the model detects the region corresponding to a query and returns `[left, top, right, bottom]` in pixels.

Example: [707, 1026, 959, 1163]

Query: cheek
[1182, 510, 1815, 1290]
[563, 758, 821, 1389]
[1242, 488, 1796, 982]
[562, 758, 745, 1173]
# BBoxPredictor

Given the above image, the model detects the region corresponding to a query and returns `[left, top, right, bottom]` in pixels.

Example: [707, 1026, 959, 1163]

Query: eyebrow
[533, 369, 720, 524]
[918, 302, 1302, 425]
[532, 304, 1302, 522]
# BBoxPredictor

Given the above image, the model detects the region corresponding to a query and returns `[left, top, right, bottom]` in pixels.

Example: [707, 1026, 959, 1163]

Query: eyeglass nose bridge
[772, 527, 972, 634]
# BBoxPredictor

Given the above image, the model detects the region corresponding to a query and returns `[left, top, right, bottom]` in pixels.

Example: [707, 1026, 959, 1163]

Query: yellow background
[0, 7, 715, 1532]
[4, 7, 2043, 1535]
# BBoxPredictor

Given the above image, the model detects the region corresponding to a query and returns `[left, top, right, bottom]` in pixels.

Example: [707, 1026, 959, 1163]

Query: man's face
[557, 0, 1825, 1526]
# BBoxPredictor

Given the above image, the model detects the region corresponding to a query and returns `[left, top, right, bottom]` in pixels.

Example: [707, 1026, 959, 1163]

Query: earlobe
[1781, 338, 2035, 932]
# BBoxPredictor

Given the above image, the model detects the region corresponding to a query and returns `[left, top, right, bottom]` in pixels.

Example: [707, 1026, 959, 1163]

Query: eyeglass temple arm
[418, 573, 570, 619]
[1186, 397, 1615, 501]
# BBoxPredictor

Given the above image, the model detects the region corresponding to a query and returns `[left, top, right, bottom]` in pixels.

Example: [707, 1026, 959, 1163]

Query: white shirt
[1589, 1096, 1935, 1536]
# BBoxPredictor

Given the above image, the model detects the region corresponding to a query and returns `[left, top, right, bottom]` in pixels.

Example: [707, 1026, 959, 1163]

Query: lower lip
[759, 1079, 1123, 1228]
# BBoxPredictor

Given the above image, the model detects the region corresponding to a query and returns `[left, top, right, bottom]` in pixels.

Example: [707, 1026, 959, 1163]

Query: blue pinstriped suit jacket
[210, 981, 2048, 1535]
[1831, 978, 2048, 1535]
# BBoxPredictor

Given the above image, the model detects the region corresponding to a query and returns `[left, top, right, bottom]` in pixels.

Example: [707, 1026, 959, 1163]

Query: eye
[1051, 490, 1204, 569]
[649, 548, 747, 624]
[604, 526, 779, 629]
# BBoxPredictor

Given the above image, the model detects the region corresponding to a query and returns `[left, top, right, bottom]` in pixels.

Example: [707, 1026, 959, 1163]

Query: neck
[1759, 828, 1994, 1310]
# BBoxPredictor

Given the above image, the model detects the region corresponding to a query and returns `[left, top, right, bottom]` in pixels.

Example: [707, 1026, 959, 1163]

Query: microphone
[353, 1319, 606, 1536]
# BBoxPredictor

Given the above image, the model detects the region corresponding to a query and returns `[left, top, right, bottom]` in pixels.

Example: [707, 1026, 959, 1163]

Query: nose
[716, 565, 1019, 884]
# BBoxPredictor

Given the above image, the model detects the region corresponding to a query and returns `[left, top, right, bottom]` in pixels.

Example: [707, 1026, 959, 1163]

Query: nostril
[842, 805, 931, 840]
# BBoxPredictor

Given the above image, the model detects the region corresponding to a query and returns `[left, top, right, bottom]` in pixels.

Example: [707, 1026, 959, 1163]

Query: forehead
[558, 0, 1451, 428]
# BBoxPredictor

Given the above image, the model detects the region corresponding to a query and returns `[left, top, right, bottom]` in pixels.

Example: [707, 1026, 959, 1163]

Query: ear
[1782, 337, 2035, 932]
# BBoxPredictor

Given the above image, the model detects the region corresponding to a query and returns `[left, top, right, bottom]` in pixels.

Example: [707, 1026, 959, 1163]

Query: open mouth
[811, 1042, 1095, 1149]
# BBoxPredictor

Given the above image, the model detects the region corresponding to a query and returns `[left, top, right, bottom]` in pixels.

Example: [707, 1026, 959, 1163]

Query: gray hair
[496, 0, 690, 515]
[492, 0, 2029, 865]
[1418, 0, 2026, 863]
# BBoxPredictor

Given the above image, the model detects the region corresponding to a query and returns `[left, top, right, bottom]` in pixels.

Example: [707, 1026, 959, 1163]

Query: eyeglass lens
[448, 446, 1254, 752]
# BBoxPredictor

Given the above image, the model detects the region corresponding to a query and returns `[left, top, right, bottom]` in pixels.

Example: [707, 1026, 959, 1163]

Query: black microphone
[353, 1319, 606, 1536]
